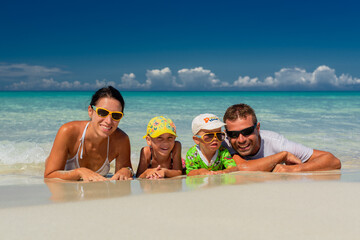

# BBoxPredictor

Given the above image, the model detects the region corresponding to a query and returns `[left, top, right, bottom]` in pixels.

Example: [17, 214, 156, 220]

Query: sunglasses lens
[227, 131, 240, 139]
[203, 134, 215, 143]
[241, 126, 255, 136]
[112, 112, 123, 120]
[227, 125, 256, 138]
[97, 108, 110, 117]
[216, 133, 225, 141]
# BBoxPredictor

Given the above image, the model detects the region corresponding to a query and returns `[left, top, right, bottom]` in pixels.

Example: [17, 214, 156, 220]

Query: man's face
[225, 116, 260, 157]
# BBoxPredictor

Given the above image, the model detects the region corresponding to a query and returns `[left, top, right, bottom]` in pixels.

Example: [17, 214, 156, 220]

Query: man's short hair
[223, 104, 257, 125]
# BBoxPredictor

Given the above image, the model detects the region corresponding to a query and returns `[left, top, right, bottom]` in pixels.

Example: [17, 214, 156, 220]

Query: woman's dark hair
[90, 86, 125, 112]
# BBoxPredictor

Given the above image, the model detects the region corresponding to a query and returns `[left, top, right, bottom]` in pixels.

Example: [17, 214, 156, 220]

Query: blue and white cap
[191, 113, 226, 135]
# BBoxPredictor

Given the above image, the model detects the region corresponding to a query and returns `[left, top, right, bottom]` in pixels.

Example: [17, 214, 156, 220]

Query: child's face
[193, 127, 223, 152]
[146, 133, 176, 156]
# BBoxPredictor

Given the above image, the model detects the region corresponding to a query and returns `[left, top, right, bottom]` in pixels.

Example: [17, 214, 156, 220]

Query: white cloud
[118, 73, 147, 89]
[2, 63, 360, 91]
[337, 74, 360, 86]
[116, 67, 227, 90]
[177, 67, 227, 89]
[233, 65, 360, 90]
[233, 76, 261, 87]
[144, 67, 176, 90]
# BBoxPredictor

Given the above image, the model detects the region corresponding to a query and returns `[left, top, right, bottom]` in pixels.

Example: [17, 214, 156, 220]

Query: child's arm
[211, 148, 239, 174]
[162, 141, 182, 177]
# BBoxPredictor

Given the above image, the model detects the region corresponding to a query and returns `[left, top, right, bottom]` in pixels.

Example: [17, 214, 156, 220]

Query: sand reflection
[44, 171, 341, 203]
[184, 171, 341, 190]
[45, 179, 131, 202]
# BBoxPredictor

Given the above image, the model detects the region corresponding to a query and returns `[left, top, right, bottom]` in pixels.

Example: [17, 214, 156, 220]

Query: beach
[1, 91, 360, 239]
[1, 171, 360, 239]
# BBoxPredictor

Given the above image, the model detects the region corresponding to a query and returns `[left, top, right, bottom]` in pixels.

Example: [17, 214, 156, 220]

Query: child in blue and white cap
[185, 113, 238, 176]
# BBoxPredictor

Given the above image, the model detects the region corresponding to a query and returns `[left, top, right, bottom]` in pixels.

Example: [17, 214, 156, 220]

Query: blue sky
[1, 0, 359, 91]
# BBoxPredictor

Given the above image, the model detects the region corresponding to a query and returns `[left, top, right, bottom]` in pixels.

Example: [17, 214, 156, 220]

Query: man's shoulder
[260, 129, 282, 137]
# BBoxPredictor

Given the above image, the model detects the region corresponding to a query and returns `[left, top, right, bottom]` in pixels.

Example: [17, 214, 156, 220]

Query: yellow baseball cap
[143, 116, 177, 138]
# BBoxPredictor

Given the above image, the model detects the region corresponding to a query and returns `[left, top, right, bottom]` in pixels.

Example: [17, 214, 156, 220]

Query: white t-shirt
[223, 130, 313, 163]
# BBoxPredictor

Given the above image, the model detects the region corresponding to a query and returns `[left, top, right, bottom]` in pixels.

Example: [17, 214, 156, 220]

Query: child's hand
[146, 165, 165, 179]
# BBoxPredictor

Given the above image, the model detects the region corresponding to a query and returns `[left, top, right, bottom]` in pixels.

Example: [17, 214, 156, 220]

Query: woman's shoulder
[110, 127, 130, 143]
[54, 121, 88, 147]
[59, 121, 87, 134]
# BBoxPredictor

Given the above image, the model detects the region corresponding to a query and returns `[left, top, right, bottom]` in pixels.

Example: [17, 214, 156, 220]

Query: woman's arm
[44, 123, 107, 181]
[111, 130, 133, 180]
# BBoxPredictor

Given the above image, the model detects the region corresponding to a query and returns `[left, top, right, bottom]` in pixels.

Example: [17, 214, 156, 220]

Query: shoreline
[1, 169, 359, 209]
[1, 177, 360, 239]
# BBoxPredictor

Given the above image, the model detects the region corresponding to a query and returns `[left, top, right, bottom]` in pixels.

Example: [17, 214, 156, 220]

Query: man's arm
[235, 152, 302, 172]
[273, 149, 341, 172]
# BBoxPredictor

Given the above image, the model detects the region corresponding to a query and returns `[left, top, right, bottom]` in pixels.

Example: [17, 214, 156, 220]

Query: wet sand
[1, 170, 360, 239]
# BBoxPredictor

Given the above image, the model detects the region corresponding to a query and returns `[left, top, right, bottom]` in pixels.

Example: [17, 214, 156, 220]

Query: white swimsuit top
[64, 122, 110, 176]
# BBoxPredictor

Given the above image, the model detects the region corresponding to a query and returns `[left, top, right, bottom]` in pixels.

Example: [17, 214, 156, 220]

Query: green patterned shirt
[185, 145, 236, 174]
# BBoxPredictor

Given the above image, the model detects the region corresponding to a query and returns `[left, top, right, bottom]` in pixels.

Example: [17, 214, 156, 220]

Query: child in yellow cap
[136, 116, 183, 179]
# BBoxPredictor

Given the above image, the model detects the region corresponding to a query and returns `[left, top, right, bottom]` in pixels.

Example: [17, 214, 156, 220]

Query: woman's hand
[111, 167, 133, 180]
[75, 168, 108, 182]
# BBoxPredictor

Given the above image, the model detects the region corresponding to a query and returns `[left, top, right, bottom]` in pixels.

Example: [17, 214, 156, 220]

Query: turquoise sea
[1, 91, 360, 180]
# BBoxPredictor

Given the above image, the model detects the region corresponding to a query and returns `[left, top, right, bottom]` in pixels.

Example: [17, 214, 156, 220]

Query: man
[222, 104, 341, 172]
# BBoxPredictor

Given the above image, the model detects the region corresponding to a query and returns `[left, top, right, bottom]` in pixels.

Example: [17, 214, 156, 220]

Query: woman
[44, 86, 133, 181]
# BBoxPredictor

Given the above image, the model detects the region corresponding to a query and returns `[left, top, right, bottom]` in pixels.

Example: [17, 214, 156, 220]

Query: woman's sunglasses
[226, 123, 257, 139]
[195, 132, 226, 143]
[92, 106, 124, 121]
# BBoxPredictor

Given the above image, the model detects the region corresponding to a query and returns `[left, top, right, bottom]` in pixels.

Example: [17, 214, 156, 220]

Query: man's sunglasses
[226, 123, 257, 139]
[92, 106, 124, 121]
[195, 132, 226, 143]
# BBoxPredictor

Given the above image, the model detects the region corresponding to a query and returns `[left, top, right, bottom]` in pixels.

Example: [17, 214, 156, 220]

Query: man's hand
[273, 164, 302, 172]
[283, 152, 302, 165]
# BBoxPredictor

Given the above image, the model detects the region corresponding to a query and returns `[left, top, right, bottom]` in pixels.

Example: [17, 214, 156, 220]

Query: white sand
[1, 175, 360, 240]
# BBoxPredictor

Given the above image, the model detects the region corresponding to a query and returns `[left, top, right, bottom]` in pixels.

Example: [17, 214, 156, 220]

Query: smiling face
[88, 97, 123, 137]
[146, 133, 176, 157]
[225, 116, 260, 157]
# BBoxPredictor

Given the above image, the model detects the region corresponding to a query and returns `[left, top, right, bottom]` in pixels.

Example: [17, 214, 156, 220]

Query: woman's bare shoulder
[58, 121, 88, 139]
[112, 127, 130, 141]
